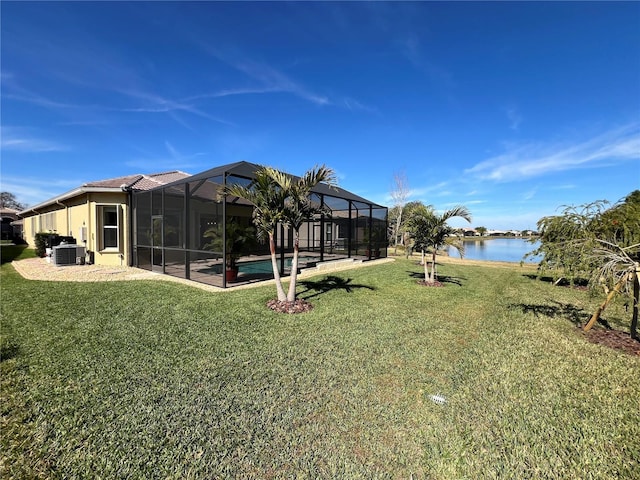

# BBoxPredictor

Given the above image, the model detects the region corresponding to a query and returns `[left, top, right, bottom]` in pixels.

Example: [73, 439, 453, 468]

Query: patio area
[11, 256, 394, 292]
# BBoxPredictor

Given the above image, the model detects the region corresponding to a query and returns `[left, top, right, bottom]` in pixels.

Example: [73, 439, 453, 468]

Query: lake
[447, 237, 541, 263]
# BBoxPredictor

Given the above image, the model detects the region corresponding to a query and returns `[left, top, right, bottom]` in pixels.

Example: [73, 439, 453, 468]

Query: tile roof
[84, 171, 191, 191]
[19, 170, 192, 215]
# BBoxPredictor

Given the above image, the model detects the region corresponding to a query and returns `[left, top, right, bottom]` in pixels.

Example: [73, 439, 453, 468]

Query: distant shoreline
[452, 235, 540, 241]
[391, 252, 540, 269]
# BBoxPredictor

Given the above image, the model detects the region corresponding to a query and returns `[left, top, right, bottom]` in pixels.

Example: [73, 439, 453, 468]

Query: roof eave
[18, 187, 125, 216]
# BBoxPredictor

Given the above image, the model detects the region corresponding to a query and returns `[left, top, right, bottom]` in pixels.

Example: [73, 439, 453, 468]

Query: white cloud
[196, 43, 373, 112]
[1, 176, 82, 207]
[466, 123, 640, 182]
[409, 181, 449, 198]
[124, 140, 206, 172]
[211, 56, 330, 107]
[0, 127, 69, 153]
[523, 187, 537, 200]
[505, 105, 522, 131]
[115, 88, 235, 126]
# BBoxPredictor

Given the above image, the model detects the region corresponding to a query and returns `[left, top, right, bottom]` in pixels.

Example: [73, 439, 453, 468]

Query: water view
[447, 237, 541, 263]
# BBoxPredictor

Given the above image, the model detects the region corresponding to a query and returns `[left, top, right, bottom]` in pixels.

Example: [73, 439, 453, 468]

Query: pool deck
[11, 256, 394, 292]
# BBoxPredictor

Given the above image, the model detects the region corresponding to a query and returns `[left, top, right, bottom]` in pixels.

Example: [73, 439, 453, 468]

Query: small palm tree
[202, 217, 255, 280]
[222, 168, 288, 300]
[584, 240, 639, 339]
[282, 165, 337, 301]
[223, 165, 336, 303]
[409, 206, 472, 284]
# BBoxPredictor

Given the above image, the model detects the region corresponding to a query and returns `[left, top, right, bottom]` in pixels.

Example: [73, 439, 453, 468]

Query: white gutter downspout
[87, 194, 93, 260]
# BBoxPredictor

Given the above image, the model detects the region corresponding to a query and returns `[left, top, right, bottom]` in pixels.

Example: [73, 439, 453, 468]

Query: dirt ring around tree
[267, 299, 314, 314]
[579, 326, 640, 356]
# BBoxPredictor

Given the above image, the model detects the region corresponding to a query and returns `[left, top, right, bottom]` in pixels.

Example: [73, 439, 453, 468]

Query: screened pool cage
[132, 161, 388, 288]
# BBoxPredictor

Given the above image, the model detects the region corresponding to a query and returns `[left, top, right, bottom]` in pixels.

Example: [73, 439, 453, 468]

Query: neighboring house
[19, 171, 190, 266]
[0, 207, 22, 241]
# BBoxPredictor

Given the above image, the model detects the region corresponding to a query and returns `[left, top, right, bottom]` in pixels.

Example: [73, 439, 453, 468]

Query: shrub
[34, 232, 58, 257]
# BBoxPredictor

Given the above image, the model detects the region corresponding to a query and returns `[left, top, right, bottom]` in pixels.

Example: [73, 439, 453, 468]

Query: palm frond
[299, 165, 338, 192]
[442, 205, 472, 224]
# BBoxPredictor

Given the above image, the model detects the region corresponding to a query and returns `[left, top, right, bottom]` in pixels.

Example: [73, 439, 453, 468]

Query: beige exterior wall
[21, 191, 131, 267]
[86, 192, 129, 267]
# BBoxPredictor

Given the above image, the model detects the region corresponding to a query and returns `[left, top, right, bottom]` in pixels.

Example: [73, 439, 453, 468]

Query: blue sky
[2, 1, 639, 230]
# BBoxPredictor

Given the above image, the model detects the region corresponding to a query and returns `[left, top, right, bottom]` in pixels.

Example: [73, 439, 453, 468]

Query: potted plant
[364, 226, 385, 258]
[203, 217, 255, 282]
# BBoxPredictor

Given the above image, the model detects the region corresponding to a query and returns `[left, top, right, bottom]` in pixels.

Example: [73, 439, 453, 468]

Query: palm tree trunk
[430, 250, 437, 283]
[584, 272, 630, 331]
[269, 233, 287, 301]
[631, 267, 639, 340]
[424, 256, 429, 282]
[286, 232, 300, 302]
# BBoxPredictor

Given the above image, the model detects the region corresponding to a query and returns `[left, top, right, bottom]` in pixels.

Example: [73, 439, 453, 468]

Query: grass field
[1, 250, 638, 479]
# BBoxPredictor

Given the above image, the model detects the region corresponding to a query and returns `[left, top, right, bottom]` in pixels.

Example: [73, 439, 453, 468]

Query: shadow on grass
[298, 275, 375, 300]
[1, 342, 20, 362]
[523, 274, 589, 288]
[407, 271, 465, 286]
[510, 300, 591, 326]
[1, 244, 30, 265]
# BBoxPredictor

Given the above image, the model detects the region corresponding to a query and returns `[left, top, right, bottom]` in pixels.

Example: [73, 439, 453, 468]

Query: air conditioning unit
[52, 245, 86, 266]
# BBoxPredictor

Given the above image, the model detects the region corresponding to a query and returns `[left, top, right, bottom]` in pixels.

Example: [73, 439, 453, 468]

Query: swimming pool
[201, 256, 319, 275]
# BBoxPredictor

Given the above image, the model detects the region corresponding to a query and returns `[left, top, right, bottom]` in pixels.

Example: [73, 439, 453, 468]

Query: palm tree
[223, 165, 336, 303]
[282, 165, 337, 301]
[202, 216, 256, 281]
[405, 203, 434, 266]
[223, 168, 289, 300]
[409, 206, 472, 283]
[583, 240, 639, 339]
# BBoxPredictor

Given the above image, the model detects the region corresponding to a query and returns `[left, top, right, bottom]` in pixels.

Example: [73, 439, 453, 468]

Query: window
[325, 223, 332, 243]
[41, 212, 56, 232]
[100, 205, 120, 250]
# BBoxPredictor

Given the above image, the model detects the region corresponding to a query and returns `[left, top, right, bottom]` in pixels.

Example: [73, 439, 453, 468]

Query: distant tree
[476, 226, 487, 236]
[404, 201, 429, 220]
[388, 205, 401, 246]
[0, 192, 25, 210]
[408, 205, 472, 284]
[389, 172, 410, 254]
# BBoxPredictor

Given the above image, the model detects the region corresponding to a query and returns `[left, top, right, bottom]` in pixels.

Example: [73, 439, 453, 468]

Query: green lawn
[1, 255, 638, 479]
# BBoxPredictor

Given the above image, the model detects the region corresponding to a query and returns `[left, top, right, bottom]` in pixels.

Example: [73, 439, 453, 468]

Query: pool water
[238, 256, 318, 274]
[201, 256, 318, 275]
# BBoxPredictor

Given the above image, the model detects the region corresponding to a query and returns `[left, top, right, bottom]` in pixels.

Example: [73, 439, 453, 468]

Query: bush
[34, 232, 58, 257]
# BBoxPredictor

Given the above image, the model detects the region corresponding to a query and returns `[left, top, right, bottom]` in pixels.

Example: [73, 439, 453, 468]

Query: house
[19, 161, 387, 287]
[0, 207, 23, 241]
[19, 171, 191, 266]
[130, 161, 387, 288]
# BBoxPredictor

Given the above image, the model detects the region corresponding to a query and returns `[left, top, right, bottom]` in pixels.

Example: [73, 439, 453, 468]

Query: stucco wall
[21, 192, 130, 267]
